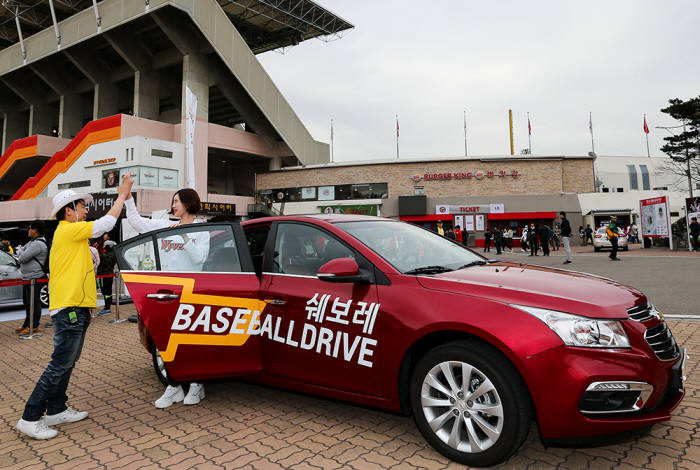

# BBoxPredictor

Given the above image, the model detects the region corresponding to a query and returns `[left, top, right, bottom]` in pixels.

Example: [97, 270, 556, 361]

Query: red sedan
[116, 215, 686, 466]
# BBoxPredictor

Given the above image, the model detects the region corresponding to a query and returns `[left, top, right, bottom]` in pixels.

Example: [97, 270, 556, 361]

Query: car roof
[241, 214, 394, 226]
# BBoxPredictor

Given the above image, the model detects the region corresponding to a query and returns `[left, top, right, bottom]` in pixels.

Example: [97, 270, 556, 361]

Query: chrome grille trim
[627, 303, 653, 322]
[643, 322, 680, 361]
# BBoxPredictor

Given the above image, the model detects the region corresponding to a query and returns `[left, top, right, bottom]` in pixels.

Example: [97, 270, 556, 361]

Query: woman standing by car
[124, 186, 209, 409]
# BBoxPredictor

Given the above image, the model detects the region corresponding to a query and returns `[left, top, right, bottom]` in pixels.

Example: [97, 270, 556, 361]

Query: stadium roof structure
[0, 0, 353, 53]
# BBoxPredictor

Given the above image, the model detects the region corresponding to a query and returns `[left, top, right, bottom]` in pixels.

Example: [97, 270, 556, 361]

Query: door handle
[147, 293, 180, 300]
[266, 299, 286, 306]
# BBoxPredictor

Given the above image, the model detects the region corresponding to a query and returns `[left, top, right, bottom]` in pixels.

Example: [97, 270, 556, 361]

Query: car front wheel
[410, 341, 532, 467]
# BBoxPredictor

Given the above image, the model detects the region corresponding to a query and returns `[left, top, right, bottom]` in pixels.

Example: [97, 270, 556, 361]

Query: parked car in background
[116, 215, 686, 466]
[593, 226, 629, 252]
[0, 250, 49, 308]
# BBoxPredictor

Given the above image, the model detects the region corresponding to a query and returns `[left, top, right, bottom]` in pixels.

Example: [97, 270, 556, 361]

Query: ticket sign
[640, 196, 669, 238]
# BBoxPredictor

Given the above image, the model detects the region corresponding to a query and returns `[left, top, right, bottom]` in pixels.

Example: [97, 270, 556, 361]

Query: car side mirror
[317, 257, 370, 283]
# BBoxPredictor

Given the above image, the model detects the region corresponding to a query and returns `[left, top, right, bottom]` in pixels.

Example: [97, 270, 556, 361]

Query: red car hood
[417, 262, 645, 319]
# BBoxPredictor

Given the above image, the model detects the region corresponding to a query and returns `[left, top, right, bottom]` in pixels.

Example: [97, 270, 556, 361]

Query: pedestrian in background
[96, 241, 117, 316]
[538, 224, 550, 256]
[1, 238, 14, 253]
[454, 225, 463, 244]
[689, 217, 700, 251]
[483, 228, 492, 252]
[607, 216, 621, 260]
[520, 226, 529, 252]
[17, 174, 133, 440]
[560, 211, 573, 264]
[436, 220, 445, 237]
[493, 225, 503, 254]
[528, 223, 539, 256]
[16, 221, 48, 334]
[584, 225, 594, 245]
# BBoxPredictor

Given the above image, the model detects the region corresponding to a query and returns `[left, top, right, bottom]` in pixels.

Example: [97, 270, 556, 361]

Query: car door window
[120, 225, 242, 273]
[155, 225, 241, 272]
[273, 223, 355, 276]
[121, 238, 157, 271]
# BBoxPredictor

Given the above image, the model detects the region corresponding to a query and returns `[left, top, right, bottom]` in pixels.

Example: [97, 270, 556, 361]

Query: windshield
[338, 220, 485, 274]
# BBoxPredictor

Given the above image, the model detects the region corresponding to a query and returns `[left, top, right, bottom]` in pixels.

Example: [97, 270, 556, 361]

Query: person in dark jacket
[528, 223, 538, 256]
[689, 217, 700, 251]
[483, 229, 492, 252]
[560, 211, 573, 264]
[16, 221, 48, 333]
[96, 242, 117, 316]
[538, 224, 550, 256]
[493, 225, 503, 254]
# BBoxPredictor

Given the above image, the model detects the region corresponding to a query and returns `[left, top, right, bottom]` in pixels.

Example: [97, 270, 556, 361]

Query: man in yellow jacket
[17, 174, 133, 440]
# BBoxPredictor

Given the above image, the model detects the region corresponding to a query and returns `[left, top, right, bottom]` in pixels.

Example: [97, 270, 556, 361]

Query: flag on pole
[396, 115, 399, 138]
[589, 113, 593, 134]
[643, 116, 649, 134]
[528, 116, 532, 135]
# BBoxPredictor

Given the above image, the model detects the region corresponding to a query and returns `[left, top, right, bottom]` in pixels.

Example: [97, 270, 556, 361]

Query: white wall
[48, 136, 184, 196]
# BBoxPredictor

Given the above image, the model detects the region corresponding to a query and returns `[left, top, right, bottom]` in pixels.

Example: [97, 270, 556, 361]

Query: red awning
[487, 212, 557, 220]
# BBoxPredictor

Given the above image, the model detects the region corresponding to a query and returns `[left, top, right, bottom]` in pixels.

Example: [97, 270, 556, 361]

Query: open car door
[115, 223, 265, 383]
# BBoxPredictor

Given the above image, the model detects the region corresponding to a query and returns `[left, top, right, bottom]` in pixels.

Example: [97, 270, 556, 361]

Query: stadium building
[0, 0, 352, 224]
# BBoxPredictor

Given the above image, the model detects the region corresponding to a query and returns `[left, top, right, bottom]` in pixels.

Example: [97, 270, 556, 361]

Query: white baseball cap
[50, 189, 93, 219]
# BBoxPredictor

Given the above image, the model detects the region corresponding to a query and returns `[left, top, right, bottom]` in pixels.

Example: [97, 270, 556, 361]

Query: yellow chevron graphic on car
[122, 273, 268, 361]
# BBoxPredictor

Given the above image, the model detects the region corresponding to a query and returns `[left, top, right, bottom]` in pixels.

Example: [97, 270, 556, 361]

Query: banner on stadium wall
[185, 84, 197, 189]
[320, 205, 378, 216]
[640, 196, 670, 238]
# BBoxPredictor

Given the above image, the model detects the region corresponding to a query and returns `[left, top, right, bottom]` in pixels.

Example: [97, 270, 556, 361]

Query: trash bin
[643, 237, 651, 248]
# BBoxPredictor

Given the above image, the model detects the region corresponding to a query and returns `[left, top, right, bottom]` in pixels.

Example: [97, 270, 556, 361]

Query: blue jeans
[22, 308, 90, 421]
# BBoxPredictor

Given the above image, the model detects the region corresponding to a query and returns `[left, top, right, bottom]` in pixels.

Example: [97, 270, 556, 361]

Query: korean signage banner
[200, 202, 236, 217]
[87, 192, 137, 219]
[640, 196, 670, 238]
[320, 205, 378, 216]
[687, 197, 700, 250]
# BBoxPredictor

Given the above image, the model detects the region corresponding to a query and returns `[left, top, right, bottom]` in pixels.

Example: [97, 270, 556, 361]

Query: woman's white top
[125, 198, 209, 272]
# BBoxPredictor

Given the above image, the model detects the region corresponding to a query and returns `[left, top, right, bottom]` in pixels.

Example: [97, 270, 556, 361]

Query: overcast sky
[258, 0, 700, 162]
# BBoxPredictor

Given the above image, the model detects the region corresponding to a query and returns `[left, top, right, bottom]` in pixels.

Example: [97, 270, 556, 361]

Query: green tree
[659, 96, 700, 197]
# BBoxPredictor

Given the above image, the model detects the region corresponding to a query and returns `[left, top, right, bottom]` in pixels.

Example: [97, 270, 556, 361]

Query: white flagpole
[396, 114, 400, 159]
[644, 114, 650, 158]
[589, 111, 596, 155]
[463, 110, 468, 157]
[330, 118, 334, 163]
[527, 112, 532, 155]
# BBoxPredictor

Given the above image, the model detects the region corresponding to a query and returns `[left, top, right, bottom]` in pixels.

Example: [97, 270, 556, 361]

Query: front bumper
[523, 343, 686, 439]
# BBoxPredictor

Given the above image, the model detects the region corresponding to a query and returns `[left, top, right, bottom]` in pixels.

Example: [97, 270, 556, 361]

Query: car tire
[410, 340, 532, 467]
[151, 342, 175, 386]
[40, 284, 49, 308]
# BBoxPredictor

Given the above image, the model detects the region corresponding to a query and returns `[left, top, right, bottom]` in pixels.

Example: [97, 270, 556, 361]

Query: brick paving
[1, 305, 697, 470]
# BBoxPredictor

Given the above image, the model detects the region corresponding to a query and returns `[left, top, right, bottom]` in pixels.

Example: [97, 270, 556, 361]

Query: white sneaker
[44, 407, 88, 426]
[155, 385, 184, 408]
[17, 418, 57, 440]
[183, 382, 205, 405]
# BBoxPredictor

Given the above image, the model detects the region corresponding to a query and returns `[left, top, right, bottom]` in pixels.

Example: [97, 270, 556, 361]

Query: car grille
[627, 303, 653, 321]
[644, 322, 680, 361]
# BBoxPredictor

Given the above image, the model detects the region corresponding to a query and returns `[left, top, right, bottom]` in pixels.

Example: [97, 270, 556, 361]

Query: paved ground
[486, 243, 700, 316]
[0, 302, 697, 470]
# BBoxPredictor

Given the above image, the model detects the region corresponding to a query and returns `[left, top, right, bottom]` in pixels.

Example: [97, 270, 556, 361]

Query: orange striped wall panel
[0, 136, 39, 181]
[12, 115, 122, 200]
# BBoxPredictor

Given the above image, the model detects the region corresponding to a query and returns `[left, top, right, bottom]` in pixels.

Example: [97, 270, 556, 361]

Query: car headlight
[511, 305, 630, 348]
